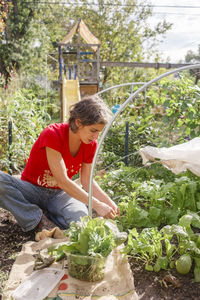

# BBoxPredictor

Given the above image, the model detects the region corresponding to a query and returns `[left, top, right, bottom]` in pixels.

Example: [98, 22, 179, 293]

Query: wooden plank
[80, 84, 99, 97]
[96, 46, 100, 84]
[60, 82, 64, 122]
[100, 61, 192, 69]
[58, 43, 101, 47]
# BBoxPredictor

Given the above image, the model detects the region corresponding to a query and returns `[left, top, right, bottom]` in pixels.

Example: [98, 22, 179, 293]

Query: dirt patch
[0, 208, 200, 300]
[0, 209, 35, 298]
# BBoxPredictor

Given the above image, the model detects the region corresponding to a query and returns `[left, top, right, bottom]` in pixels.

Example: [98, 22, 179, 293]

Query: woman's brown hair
[68, 95, 111, 132]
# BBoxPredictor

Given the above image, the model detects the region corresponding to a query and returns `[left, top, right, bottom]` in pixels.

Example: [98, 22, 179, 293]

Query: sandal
[37, 214, 56, 231]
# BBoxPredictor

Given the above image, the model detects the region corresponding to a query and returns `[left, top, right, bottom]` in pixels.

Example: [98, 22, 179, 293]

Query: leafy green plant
[123, 212, 200, 281]
[97, 166, 200, 230]
[100, 76, 200, 171]
[124, 227, 166, 271]
[48, 216, 127, 281]
[0, 83, 56, 173]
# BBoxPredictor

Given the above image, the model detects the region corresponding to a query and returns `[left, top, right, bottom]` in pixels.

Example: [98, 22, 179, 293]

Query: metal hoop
[88, 63, 200, 216]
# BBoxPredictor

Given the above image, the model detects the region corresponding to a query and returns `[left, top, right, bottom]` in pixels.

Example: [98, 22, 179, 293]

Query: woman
[0, 95, 119, 232]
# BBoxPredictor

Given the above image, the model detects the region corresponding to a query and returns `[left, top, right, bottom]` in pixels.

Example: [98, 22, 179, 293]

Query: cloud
[147, 0, 200, 62]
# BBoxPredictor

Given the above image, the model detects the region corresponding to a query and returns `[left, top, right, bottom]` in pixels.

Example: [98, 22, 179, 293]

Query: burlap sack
[3, 238, 138, 300]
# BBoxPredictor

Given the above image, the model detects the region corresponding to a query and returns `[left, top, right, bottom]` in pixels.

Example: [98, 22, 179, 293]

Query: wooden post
[96, 45, 100, 87]
[77, 21, 81, 82]
[124, 121, 129, 166]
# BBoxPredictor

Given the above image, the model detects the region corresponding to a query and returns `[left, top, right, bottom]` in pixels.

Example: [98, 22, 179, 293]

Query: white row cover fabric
[139, 137, 200, 177]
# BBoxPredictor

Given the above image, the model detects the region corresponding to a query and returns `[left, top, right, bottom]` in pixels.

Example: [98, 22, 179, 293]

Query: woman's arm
[46, 147, 116, 219]
[80, 163, 120, 217]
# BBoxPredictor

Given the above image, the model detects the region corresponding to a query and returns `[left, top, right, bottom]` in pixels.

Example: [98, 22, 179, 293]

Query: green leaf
[164, 208, 180, 225]
[188, 212, 200, 229]
[161, 225, 189, 238]
[179, 214, 193, 228]
[145, 264, 154, 271]
[149, 206, 161, 221]
[194, 257, 200, 268]
[194, 266, 200, 282]
[154, 256, 168, 272]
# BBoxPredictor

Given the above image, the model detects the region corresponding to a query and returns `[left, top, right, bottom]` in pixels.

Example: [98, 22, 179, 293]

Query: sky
[148, 0, 200, 62]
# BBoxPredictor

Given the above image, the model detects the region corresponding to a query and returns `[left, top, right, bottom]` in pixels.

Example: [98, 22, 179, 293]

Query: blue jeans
[0, 171, 88, 232]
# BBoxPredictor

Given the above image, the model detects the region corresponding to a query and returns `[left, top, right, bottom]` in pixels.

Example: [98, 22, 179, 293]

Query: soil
[0, 208, 200, 300]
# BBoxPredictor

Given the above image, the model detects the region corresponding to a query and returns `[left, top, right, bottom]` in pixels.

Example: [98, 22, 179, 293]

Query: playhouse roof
[60, 20, 100, 50]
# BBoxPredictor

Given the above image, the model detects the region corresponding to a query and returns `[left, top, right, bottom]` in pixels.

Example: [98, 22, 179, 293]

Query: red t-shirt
[21, 123, 97, 189]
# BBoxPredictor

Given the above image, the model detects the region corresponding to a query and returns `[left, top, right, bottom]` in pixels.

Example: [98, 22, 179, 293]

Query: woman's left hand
[106, 199, 120, 218]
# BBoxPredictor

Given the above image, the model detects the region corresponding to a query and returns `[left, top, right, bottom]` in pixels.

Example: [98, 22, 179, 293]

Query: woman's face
[77, 122, 105, 144]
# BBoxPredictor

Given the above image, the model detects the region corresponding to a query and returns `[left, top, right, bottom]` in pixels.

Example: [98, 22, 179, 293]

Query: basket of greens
[48, 216, 127, 282]
[67, 253, 106, 281]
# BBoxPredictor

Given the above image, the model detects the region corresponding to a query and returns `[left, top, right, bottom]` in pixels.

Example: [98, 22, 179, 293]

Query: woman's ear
[75, 119, 83, 128]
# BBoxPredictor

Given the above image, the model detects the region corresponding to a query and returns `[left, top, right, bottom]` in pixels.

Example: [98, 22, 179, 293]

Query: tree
[0, 0, 172, 87]
[64, 0, 172, 84]
[185, 45, 200, 84]
[0, 0, 12, 38]
[185, 45, 200, 63]
[0, 0, 67, 86]
[0, 0, 40, 85]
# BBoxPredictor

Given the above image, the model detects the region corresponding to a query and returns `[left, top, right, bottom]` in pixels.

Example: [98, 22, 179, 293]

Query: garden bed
[0, 208, 200, 300]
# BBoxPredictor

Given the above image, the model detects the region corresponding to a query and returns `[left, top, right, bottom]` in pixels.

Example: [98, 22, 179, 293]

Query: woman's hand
[105, 198, 120, 217]
[93, 199, 118, 219]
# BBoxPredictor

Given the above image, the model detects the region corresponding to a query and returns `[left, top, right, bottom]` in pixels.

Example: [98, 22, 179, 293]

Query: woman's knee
[63, 208, 88, 229]
[64, 200, 88, 224]
[49, 201, 88, 229]
[0, 172, 13, 196]
[70, 205, 88, 221]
